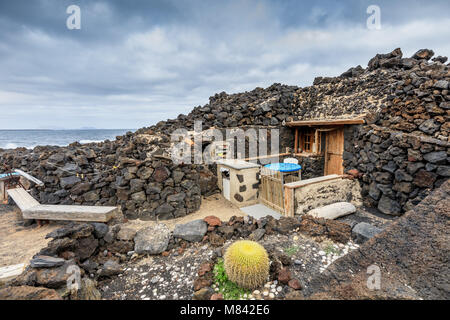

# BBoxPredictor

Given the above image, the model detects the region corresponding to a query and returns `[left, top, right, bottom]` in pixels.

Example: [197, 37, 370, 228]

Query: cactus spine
[224, 240, 269, 289]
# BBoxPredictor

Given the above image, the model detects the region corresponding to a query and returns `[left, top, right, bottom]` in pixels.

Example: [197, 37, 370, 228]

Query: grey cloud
[0, 0, 449, 129]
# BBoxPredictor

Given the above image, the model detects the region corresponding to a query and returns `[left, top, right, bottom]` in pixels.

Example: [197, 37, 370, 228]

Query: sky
[0, 0, 449, 129]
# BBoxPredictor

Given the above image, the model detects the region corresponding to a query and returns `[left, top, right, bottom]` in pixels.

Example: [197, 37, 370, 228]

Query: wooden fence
[260, 167, 284, 213]
[259, 168, 300, 214]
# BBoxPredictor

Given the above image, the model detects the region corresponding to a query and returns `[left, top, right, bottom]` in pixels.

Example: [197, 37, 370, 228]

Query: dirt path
[0, 205, 60, 267]
[123, 194, 245, 232]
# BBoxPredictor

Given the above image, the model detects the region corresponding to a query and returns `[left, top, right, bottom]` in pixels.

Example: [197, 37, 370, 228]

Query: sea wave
[79, 139, 104, 144]
[1, 142, 37, 150]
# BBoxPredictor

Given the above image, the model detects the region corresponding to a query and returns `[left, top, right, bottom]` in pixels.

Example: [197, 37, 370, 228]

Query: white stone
[307, 202, 356, 220]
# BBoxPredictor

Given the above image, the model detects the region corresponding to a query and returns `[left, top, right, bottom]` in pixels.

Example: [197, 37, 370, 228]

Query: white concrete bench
[7, 188, 118, 222]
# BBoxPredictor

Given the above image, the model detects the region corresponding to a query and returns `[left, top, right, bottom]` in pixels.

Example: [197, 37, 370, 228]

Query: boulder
[307, 202, 356, 220]
[249, 228, 266, 241]
[173, 219, 207, 242]
[352, 222, 382, 244]
[134, 224, 171, 255]
[60, 176, 81, 189]
[45, 223, 93, 240]
[192, 287, 215, 300]
[276, 217, 301, 234]
[99, 260, 123, 277]
[74, 235, 98, 261]
[0, 286, 61, 300]
[34, 261, 76, 289]
[412, 49, 434, 60]
[433, 80, 449, 90]
[116, 226, 137, 241]
[30, 256, 65, 268]
[419, 119, 440, 134]
[91, 223, 109, 239]
[75, 277, 101, 300]
[377, 196, 401, 216]
[423, 151, 447, 164]
[413, 170, 437, 188]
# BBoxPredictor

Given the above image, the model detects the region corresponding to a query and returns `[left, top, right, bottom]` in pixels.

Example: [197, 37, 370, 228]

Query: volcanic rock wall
[345, 124, 449, 215]
[291, 48, 449, 215]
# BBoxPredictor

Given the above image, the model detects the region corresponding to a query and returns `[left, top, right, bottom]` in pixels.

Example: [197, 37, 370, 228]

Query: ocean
[0, 129, 135, 150]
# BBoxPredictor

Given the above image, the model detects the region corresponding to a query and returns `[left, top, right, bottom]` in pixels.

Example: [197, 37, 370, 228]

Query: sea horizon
[0, 128, 136, 150]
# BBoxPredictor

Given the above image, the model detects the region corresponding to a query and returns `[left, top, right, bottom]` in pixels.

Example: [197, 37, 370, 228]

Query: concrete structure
[283, 175, 363, 216]
[216, 159, 260, 208]
[7, 188, 119, 222]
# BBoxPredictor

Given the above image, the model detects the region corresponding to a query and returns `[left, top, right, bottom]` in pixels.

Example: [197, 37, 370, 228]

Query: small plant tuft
[284, 245, 299, 257]
[324, 243, 341, 256]
[213, 258, 250, 300]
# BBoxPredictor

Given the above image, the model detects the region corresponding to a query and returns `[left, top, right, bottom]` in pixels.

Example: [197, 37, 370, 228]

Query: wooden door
[260, 167, 284, 213]
[324, 127, 344, 175]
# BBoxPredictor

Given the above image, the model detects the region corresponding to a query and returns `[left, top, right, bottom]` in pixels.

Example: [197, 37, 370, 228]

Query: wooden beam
[14, 169, 44, 186]
[286, 118, 365, 127]
[294, 128, 298, 153]
[284, 174, 341, 189]
[6, 188, 40, 211]
[244, 153, 290, 161]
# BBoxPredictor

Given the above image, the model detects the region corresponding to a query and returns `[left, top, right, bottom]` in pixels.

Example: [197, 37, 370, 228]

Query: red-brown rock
[204, 215, 222, 227]
[211, 293, 224, 300]
[413, 169, 437, 188]
[198, 262, 212, 276]
[288, 279, 302, 290]
[152, 166, 170, 182]
[193, 278, 212, 291]
[277, 268, 292, 284]
[347, 169, 362, 178]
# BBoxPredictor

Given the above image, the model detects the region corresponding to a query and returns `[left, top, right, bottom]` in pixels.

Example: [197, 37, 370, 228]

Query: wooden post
[314, 129, 319, 154]
[284, 186, 294, 217]
[294, 128, 298, 153]
[0, 181, 5, 202]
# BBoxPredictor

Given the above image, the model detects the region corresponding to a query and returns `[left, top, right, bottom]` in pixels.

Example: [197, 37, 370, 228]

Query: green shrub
[213, 258, 251, 300]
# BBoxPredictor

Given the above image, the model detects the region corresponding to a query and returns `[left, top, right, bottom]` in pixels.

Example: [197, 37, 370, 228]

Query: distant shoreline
[0, 129, 136, 150]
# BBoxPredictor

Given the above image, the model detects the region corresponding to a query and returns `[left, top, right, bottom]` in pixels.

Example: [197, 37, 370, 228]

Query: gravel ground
[100, 243, 215, 300]
[99, 231, 361, 300]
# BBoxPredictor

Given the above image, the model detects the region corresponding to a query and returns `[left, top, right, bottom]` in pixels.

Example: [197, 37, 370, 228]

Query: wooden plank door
[260, 167, 284, 214]
[324, 127, 344, 175]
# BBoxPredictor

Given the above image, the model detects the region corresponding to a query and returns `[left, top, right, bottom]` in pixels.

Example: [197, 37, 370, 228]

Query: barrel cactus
[224, 240, 269, 289]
